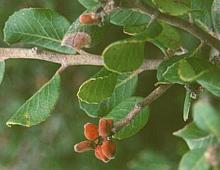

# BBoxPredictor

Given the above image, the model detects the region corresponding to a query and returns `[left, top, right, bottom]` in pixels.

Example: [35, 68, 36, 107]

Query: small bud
[101, 139, 116, 160]
[61, 32, 91, 50]
[95, 145, 110, 163]
[84, 123, 99, 140]
[99, 118, 113, 138]
[79, 13, 100, 25]
[74, 140, 94, 153]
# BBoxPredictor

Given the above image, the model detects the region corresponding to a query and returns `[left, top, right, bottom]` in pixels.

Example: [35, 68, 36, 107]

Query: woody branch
[0, 48, 162, 70]
[133, 1, 220, 52]
[113, 84, 172, 132]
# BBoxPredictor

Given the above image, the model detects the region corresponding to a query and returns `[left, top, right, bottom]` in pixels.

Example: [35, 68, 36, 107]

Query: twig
[0, 48, 162, 70]
[113, 84, 172, 132]
[134, 2, 220, 52]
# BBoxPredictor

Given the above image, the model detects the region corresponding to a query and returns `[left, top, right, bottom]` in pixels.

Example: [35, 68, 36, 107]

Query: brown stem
[0, 48, 162, 70]
[113, 84, 172, 132]
[134, 2, 220, 52]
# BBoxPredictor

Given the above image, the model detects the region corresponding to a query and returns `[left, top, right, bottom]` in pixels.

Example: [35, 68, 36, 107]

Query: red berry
[84, 123, 99, 140]
[99, 118, 113, 138]
[79, 13, 100, 25]
[101, 139, 116, 160]
[95, 145, 109, 163]
[74, 140, 94, 153]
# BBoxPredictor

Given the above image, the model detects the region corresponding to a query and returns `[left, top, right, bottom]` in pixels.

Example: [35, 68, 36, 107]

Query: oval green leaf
[6, 74, 61, 127]
[103, 40, 144, 73]
[77, 69, 117, 104]
[4, 8, 74, 54]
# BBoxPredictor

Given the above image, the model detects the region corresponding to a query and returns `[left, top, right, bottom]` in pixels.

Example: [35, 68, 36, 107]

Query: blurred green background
[0, 0, 189, 169]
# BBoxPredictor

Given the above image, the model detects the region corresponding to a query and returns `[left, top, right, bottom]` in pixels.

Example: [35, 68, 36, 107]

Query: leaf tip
[172, 129, 181, 137]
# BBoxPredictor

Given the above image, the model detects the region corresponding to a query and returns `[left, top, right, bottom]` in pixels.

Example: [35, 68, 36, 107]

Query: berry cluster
[74, 118, 116, 163]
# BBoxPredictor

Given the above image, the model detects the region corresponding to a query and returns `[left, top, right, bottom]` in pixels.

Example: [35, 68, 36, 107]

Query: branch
[135, 2, 220, 52]
[113, 84, 172, 132]
[0, 48, 103, 67]
[0, 48, 162, 70]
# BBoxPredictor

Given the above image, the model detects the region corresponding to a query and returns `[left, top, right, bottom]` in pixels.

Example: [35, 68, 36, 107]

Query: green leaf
[124, 25, 147, 36]
[179, 149, 210, 170]
[103, 39, 144, 73]
[79, 74, 138, 117]
[192, 0, 213, 29]
[106, 97, 150, 140]
[162, 61, 183, 84]
[79, 99, 110, 118]
[157, 56, 182, 83]
[124, 21, 162, 37]
[177, 57, 211, 82]
[161, 56, 211, 84]
[181, 31, 200, 52]
[0, 61, 5, 85]
[197, 68, 220, 97]
[62, 17, 106, 48]
[4, 8, 74, 54]
[124, 21, 163, 41]
[193, 100, 220, 137]
[174, 123, 217, 150]
[153, 0, 191, 16]
[77, 68, 118, 104]
[150, 23, 181, 54]
[212, 0, 220, 33]
[183, 90, 192, 121]
[109, 74, 138, 107]
[6, 74, 61, 127]
[104, 21, 162, 73]
[110, 8, 151, 26]
[78, 0, 101, 9]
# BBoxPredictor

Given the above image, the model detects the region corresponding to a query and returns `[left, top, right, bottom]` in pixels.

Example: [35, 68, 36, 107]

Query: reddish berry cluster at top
[74, 118, 116, 163]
